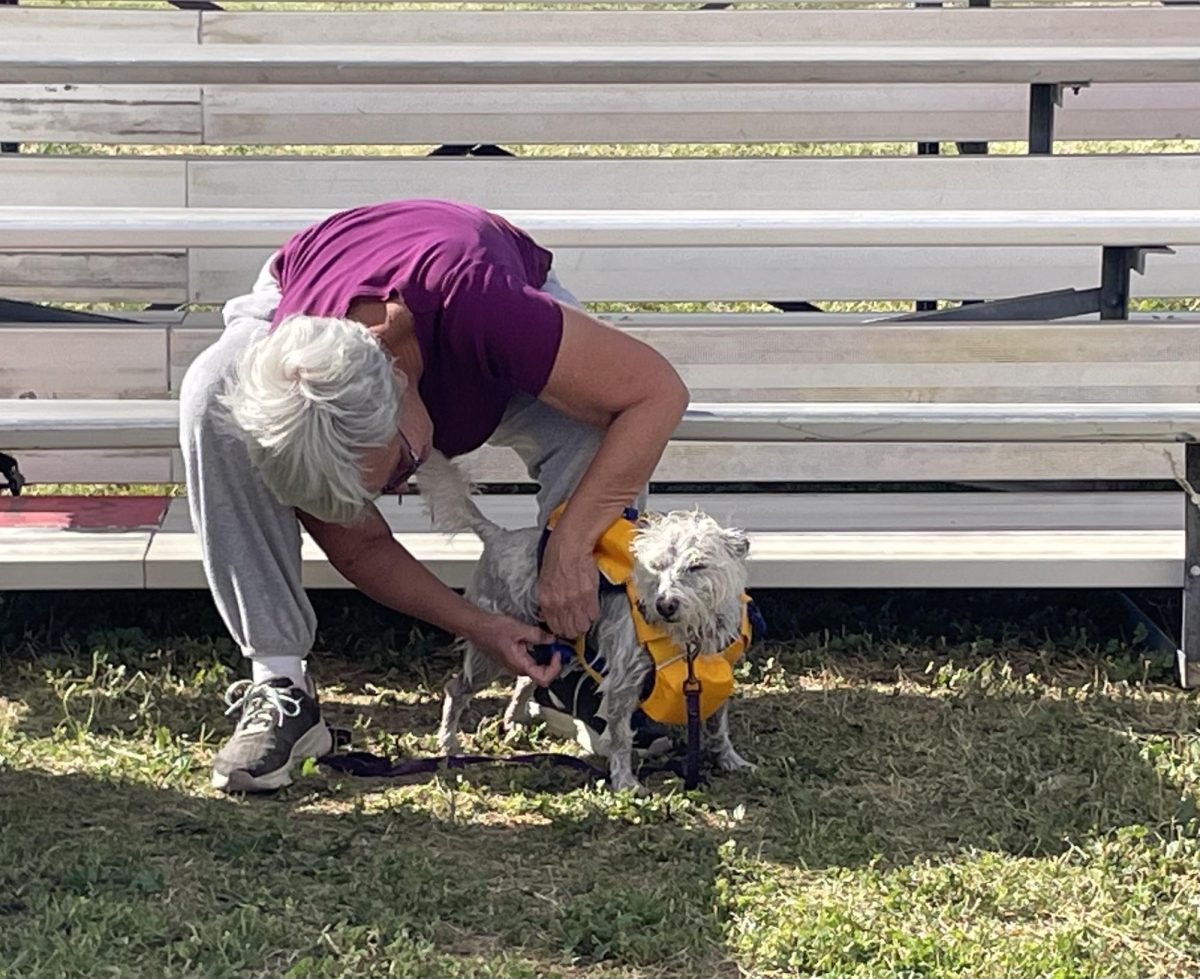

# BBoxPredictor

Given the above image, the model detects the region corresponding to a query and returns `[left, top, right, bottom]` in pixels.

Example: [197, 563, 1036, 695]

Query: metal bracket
[890, 287, 1102, 323]
[1099, 245, 1174, 320]
[769, 301, 824, 313]
[0, 299, 138, 324]
[1028, 82, 1090, 155]
[427, 144, 514, 157]
[890, 246, 1173, 323]
[0, 452, 24, 496]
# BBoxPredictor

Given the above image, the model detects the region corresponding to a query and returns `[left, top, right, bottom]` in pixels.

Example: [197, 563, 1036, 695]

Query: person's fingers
[518, 622, 556, 646]
[558, 606, 587, 640]
[544, 610, 567, 638]
[512, 645, 561, 686]
[533, 659, 561, 686]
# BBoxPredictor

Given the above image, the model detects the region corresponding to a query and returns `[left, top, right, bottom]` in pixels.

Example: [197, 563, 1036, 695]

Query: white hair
[219, 314, 405, 525]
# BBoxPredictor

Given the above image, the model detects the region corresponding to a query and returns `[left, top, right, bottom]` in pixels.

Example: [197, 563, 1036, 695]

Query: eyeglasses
[381, 429, 424, 495]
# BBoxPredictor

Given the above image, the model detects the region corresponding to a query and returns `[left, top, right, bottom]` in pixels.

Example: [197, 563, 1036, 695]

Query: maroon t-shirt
[270, 199, 564, 457]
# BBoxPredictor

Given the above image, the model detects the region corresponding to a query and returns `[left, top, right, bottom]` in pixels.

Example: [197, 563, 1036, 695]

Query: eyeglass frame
[381, 428, 424, 495]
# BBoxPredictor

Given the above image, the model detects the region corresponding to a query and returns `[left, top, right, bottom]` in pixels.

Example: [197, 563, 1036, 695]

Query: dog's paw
[436, 730, 462, 755]
[502, 701, 530, 731]
[716, 749, 756, 773]
[607, 772, 647, 795]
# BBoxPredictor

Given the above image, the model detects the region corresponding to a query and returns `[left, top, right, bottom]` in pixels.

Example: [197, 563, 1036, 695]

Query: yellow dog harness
[541, 505, 756, 726]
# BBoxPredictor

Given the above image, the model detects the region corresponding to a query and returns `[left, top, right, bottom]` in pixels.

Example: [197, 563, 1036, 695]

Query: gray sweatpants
[179, 258, 614, 663]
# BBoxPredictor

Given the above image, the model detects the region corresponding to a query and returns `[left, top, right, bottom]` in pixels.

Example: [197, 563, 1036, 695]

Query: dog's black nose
[656, 597, 680, 620]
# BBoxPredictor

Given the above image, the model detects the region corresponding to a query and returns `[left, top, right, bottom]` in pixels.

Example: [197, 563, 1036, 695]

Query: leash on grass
[319, 746, 608, 781]
[314, 635, 710, 789]
[317, 732, 703, 787]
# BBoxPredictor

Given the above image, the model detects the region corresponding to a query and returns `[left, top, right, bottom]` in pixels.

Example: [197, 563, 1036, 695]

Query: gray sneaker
[212, 676, 332, 793]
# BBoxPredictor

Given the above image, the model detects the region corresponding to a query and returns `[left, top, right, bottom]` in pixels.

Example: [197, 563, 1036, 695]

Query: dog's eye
[686, 563, 708, 574]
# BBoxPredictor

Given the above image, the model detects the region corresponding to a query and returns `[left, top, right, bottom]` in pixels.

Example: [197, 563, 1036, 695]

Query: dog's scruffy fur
[421, 451, 754, 792]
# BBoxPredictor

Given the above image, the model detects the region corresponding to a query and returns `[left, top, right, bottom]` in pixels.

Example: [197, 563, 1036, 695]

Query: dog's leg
[702, 704, 755, 773]
[598, 680, 645, 793]
[502, 675, 537, 731]
[591, 602, 650, 792]
[437, 642, 504, 754]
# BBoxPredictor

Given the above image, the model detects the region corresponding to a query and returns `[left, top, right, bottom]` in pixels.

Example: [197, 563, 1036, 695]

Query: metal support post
[1029, 84, 1057, 155]
[1099, 246, 1172, 321]
[1100, 247, 1134, 320]
[915, 141, 939, 311]
[1182, 443, 1200, 687]
[1029, 82, 1090, 155]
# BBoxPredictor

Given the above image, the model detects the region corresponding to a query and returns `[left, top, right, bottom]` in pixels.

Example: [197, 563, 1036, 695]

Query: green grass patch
[2, 588, 1198, 977]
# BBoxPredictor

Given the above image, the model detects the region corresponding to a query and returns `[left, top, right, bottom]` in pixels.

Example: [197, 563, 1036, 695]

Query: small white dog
[421, 452, 755, 792]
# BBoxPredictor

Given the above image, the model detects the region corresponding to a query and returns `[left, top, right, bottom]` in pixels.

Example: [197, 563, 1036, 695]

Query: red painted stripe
[0, 495, 171, 530]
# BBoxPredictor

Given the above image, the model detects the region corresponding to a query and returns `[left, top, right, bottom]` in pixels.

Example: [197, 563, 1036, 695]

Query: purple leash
[319, 748, 608, 781]
[318, 736, 697, 787]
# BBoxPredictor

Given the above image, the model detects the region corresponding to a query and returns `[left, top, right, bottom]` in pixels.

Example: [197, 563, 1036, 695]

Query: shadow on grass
[4, 627, 1197, 976]
[4, 658, 1192, 868]
[0, 765, 738, 978]
[2, 661, 1195, 979]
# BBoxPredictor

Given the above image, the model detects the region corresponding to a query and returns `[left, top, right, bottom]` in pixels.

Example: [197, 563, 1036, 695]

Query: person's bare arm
[534, 305, 690, 638]
[298, 506, 559, 684]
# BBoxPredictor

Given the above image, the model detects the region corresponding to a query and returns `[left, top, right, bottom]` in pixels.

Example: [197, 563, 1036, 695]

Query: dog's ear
[722, 527, 750, 559]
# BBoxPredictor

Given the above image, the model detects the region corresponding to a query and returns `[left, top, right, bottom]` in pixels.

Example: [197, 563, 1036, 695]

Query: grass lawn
[2, 587, 1198, 978]
[5, 33, 1200, 976]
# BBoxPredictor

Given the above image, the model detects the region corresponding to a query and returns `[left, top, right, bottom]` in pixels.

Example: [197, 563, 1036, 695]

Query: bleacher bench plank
[6, 400, 1199, 452]
[6, 42, 1199, 87]
[1, 327, 169, 401]
[6, 81, 1195, 146]
[0, 493, 1185, 592]
[13, 7, 1189, 48]
[200, 81, 1200, 146]
[5, 318, 1197, 485]
[2, 529, 156, 591]
[200, 9, 1200, 45]
[3, 203, 1197, 305]
[4, 8, 1198, 145]
[5, 155, 1199, 303]
[9, 443, 1185, 489]
[6, 205, 1200, 249]
[189, 243, 1200, 306]
[12, 242, 1190, 307]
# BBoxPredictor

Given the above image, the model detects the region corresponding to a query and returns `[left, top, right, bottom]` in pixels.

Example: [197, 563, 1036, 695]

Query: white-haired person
[180, 199, 690, 792]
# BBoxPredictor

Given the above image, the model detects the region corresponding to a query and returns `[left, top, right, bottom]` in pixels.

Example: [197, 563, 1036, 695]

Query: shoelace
[223, 679, 303, 735]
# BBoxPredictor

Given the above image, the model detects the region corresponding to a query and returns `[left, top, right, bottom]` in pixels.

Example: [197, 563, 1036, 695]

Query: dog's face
[630, 510, 750, 652]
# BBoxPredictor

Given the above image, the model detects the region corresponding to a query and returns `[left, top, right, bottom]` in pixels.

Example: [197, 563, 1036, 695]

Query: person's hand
[466, 612, 561, 687]
[538, 536, 600, 640]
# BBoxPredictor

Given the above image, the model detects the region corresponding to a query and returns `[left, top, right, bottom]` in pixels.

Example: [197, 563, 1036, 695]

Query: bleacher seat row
[1, 0, 1198, 684]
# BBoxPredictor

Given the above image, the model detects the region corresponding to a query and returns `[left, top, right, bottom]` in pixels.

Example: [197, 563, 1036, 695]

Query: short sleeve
[439, 261, 565, 396]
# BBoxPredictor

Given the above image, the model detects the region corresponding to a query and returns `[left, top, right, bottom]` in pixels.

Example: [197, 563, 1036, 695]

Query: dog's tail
[417, 450, 503, 545]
